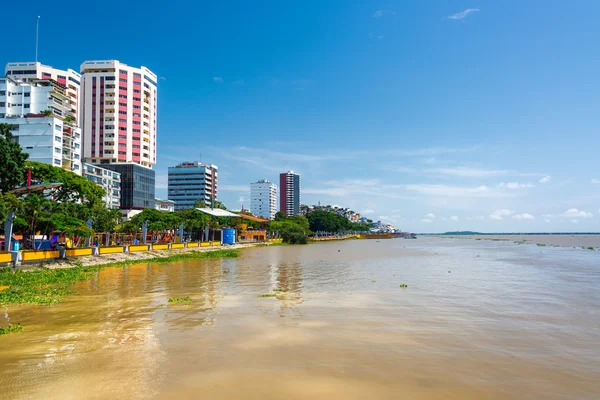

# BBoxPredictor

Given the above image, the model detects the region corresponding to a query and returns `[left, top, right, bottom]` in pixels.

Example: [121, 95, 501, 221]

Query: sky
[3, 0, 600, 232]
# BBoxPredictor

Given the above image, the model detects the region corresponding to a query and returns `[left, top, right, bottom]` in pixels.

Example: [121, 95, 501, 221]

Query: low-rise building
[155, 198, 175, 212]
[82, 163, 121, 209]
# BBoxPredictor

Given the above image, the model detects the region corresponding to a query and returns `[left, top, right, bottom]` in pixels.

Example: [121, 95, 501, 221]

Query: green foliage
[0, 124, 29, 193]
[274, 211, 288, 221]
[168, 296, 192, 304]
[0, 323, 23, 335]
[399, 284, 408, 288]
[305, 210, 370, 233]
[0, 249, 240, 305]
[258, 293, 276, 298]
[279, 223, 308, 244]
[41, 110, 53, 117]
[26, 161, 104, 205]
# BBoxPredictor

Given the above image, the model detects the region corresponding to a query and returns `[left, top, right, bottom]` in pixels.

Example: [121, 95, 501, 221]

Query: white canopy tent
[195, 208, 240, 218]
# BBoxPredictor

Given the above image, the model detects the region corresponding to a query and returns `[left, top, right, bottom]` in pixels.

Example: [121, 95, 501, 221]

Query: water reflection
[1, 239, 599, 399]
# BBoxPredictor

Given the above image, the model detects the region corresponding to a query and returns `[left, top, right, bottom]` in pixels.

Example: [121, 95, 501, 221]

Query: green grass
[257, 293, 277, 298]
[0, 249, 240, 306]
[0, 323, 23, 335]
[168, 296, 192, 304]
[536, 243, 546, 247]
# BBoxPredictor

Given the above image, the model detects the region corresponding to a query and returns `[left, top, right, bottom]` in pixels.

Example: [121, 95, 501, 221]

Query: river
[1, 238, 599, 399]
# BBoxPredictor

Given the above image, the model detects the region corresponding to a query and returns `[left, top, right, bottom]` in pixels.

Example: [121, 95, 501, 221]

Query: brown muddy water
[1, 238, 599, 399]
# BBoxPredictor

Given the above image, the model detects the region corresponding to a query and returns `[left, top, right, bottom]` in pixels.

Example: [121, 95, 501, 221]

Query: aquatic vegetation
[536, 244, 546, 247]
[273, 288, 285, 293]
[0, 249, 241, 305]
[0, 323, 22, 335]
[448, 270, 451, 273]
[258, 293, 276, 298]
[168, 296, 192, 304]
[399, 284, 408, 288]
[371, 280, 376, 283]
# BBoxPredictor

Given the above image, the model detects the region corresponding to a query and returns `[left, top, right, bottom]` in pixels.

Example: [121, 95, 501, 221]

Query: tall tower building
[279, 171, 300, 216]
[250, 179, 277, 220]
[80, 60, 158, 217]
[168, 162, 218, 211]
[80, 60, 157, 168]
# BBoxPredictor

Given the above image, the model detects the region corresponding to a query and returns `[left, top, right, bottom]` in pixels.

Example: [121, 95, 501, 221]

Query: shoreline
[438, 234, 600, 249]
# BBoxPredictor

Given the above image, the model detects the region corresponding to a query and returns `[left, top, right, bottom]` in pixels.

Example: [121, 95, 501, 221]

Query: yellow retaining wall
[0, 252, 12, 263]
[187, 242, 199, 248]
[129, 245, 149, 252]
[171, 243, 185, 249]
[211, 241, 220, 247]
[200, 242, 211, 247]
[152, 243, 169, 250]
[66, 248, 93, 257]
[268, 238, 284, 243]
[99, 246, 125, 254]
[21, 250, 60, 261]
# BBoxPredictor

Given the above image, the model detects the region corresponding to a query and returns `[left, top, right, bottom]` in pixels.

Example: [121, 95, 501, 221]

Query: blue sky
[3, 1, 600, 232]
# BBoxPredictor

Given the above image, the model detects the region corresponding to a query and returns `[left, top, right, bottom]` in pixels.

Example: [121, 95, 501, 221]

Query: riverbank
[440, 234, 600, 249]
[0, 246, 248, 306]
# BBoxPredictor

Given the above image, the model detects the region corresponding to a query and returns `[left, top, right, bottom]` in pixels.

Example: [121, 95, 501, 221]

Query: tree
[0, 124, 29, 193]
[26, 161, 104, 205]
[41, 110, 53, 117]
[279, 224, 308, 244]
[274, 211, 288, 221]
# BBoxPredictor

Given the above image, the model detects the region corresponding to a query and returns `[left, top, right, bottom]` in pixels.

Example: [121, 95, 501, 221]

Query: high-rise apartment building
[250, 179, 277, 220]
[168, 162, 218, 211]
[0, 72, 82, 175]
[279, 171, 300, 216]
[80, 60, 157, 168]
[4, 62, 82, 123]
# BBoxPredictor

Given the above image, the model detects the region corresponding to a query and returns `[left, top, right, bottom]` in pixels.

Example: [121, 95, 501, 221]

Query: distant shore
[440, 234, 600, 248]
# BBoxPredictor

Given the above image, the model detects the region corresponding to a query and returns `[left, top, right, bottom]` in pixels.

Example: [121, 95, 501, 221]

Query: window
[119, 102, 127, 107]
[55, 136, 61, 143]
[119, 94, 127, 99]
[0, 91, 5, 95]
[119, 78, 127, 83]
[105, 76, 115, 81]
[57, 75, 66, 80]
[24, 92, 30, 97]
[119, 118, 126, 123]
[69, 76, 80, 85]
[55, 147, 61, 154]
[119, 69, 127, 74]
[54, 159, 61, 166]
[55, 124, 61, 131]
[133, 89, 141, 93]
[133, 97, 140, 101]
[24, 104, 30, 108]
[133, 73, 141, 78]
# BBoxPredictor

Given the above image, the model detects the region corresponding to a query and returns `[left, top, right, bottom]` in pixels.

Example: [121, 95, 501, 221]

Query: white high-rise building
[0, 74, 82, 175]
[80, 60, 157, 168]
[250, 179, 277, 220]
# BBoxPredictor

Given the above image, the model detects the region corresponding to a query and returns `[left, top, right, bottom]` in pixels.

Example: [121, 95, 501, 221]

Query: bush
[280, 224, 308, 244]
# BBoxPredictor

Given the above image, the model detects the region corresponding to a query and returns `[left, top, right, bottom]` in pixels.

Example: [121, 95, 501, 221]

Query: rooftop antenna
[35, 16, 40, 63]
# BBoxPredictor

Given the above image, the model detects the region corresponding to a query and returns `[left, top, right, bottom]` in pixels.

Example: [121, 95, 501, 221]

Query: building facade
[102, 163, 155, 210]
[168, 162, 218, 211]
[279, 171, 300, 216]
[0, 74, 82, 175]
[80, 60, 157, 168]
[155, 198, 175, 212]
[250, 179, 277, 220]
[4, 62, 82, 123]
[83, 163, 121, 209]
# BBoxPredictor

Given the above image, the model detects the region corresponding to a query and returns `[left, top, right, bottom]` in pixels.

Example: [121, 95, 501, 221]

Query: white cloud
[450, 216, 459, 221]
[540, 176, 550, 184]
[421, 219, 434, 223]
[239, 196, 245, 203]
[447, 8, 480, 20]
[219, 184, 249, 192]
[562, 208, 593, 218]
[542, 214, 554, 218]
[497, 182, 534, 189]
[213, 77, 224, 83]
[592, 179, 600, 184]
[475, 216, 484, 220]
[373, 10, 395, 17]
[424, 213, 436, 219]
[545, 219, 551, 223]
[429, 167, 509, 178]
[360, 209, 375, 215]
[489, 209, 513, 220]
[571, 219, 579, 224]
[512, 213, 535, 220]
